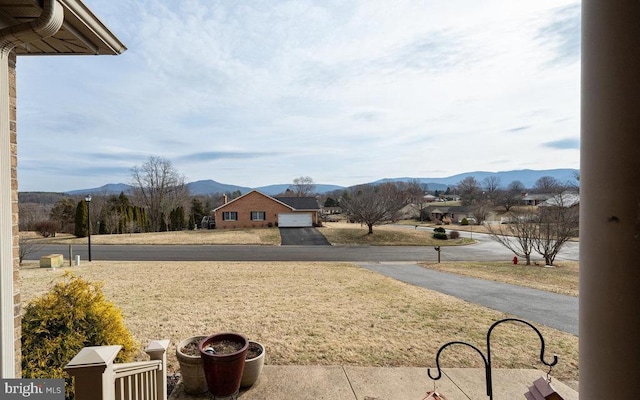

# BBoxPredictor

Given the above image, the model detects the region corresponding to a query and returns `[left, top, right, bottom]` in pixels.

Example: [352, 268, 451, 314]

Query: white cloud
[16, 0, 580, 191]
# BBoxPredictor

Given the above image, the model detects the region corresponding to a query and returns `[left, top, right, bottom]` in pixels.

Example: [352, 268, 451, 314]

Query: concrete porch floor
[168, 365, 579, 400]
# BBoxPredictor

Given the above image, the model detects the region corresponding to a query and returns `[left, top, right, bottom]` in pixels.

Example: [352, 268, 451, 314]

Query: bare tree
[533, 176, 562, 193]
[487, 192, 579, 266]
[290, 176, 316, 197]
[19, 203, 49, 231]
[49, 198, 76, 233]
[567, 171, 580, 193]
[470, 202, 491, 223]
[397, 180, 425, 203]
[485, 209, 539, 265]
[482, 176, 502, 201]
[495, 180, 525, 211]
[19, 236, 43, 265]
[131, 156, 189, 232]
[534, 194, 580, 265]
[457, 176, 481, 206]
[397, 180, 429, 220]
[340, 183, 405, 234]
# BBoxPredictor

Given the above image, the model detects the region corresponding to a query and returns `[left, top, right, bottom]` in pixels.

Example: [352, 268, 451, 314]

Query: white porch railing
[65, 340, 169, 400]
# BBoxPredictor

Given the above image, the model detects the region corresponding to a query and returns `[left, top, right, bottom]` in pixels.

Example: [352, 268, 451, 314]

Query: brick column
[9, 51, 20, 378]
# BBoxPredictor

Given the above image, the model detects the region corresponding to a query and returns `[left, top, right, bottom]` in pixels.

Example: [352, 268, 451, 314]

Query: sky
[16, 0, 581, 192]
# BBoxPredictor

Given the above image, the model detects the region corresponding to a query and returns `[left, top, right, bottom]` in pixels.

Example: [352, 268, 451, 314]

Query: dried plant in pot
[176, 335, 208, 395]
[199, 332, 249, 398]
[241, 341, 266, 388]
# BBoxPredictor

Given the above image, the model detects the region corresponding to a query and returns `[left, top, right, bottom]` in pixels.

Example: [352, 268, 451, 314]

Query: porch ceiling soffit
[0, 0, 125, 55]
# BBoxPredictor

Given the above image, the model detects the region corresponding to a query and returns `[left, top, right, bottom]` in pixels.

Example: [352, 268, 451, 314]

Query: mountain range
[62, 169, 579, 197]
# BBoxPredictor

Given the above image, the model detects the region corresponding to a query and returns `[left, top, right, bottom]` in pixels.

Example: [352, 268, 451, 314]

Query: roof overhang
[0, 0, 126, 55]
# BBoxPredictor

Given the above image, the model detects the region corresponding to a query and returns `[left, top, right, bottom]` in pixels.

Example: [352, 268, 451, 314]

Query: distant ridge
[187, 180, 251, 196]
[256, 184, 345, 196]
[54, 168, 578, 197]
[66, 183, 132, 196]
[373, 169, 579, 191]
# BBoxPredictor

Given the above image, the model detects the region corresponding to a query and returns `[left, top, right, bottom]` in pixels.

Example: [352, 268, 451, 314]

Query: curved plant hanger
[427, 318, 559, 400]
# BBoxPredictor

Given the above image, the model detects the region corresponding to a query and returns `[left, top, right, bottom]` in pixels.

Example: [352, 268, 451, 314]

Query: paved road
[358, 262, 578, 335]
[27, 244, 443, 262]
[26, 228, 579, 262]
[391, 225, 580, 262]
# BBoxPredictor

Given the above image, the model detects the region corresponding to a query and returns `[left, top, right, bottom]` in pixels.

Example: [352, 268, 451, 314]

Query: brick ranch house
[212, 190, 321, 229]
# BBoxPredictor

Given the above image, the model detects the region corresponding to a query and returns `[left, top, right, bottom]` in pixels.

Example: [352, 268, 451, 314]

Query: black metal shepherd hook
[427, 318, 558, 400]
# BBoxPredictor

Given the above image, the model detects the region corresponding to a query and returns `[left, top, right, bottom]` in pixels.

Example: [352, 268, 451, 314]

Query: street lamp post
[85, 195, 92, 262]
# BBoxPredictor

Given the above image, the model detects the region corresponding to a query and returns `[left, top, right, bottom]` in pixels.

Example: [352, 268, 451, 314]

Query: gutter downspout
[0, 0, 64, 379]
[0, 0, 65, 50]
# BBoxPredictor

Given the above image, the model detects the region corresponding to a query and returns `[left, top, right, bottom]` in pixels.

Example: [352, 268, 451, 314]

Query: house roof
[274, 196, 320, 211]
[0, 0, 126, 55]
[212, 191, 321, 212]
[425, 205, 470, 214]
[213, 190, 295, 212]
[539, 192, 580, 208]
[522, 193, 552, 201]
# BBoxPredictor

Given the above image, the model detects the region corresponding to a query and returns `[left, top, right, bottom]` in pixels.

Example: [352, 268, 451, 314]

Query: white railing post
[145, 340, 169, 400]
[64, 345, 121, 400]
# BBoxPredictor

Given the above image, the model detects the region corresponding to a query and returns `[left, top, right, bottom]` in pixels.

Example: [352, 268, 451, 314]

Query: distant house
[398, 203, 420, 220]
[424, 205, 474, 224]
[521, 193, 552, 206]
[423, 194, 437, 202]
[213, 190, 321, 229]
[539, 192, 580, 208]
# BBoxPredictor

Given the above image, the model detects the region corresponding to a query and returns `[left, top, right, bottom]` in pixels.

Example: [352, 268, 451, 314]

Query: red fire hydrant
[513, 256, 518, 265]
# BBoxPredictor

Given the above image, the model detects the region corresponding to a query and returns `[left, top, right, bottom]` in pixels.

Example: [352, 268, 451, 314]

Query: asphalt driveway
[279, 227, 331, 246]
[357, 262, 578, 335]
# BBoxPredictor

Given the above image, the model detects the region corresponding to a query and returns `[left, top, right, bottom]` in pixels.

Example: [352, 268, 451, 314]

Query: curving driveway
[358, 262, 578, 335]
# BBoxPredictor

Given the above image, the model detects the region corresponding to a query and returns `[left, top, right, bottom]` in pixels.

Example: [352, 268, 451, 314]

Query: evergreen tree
[169, 206, 185, 231]
[190, 198, 206, 229]
[324, 197, 338, 207]
[74, 200, 88, 238]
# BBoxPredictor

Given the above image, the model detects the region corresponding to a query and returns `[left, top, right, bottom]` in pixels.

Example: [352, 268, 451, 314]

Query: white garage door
[278, 213, 313, 227]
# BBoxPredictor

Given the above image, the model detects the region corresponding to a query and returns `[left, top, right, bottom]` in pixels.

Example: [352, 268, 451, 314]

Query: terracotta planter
[241, 341, 265, 388]
[176, 335, 208, 394]
[199, 332, 248, 397]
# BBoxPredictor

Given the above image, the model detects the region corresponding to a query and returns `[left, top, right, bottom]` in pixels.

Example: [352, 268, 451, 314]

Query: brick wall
[214, 191, 293, 229]
[9, 51, 21, 377]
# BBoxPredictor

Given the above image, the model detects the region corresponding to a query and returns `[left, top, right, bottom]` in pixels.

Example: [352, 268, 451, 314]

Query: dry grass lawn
[320, 222, 472, 246]
[24, 228, 281, 245]
[421, 261, 579, 297]
[20, 261, 579, 382]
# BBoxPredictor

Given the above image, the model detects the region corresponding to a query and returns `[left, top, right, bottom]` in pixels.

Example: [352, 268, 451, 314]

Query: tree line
[20, 156, 234, 236]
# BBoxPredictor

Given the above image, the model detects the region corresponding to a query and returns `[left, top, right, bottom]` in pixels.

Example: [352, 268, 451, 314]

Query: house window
[222, 211, 238, 221]
[251, 211, 266, 221]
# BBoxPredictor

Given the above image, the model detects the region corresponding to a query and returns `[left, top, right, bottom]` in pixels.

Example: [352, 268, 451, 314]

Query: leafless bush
[19, 236, 44, 265]
[33, 220, 59, 238]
